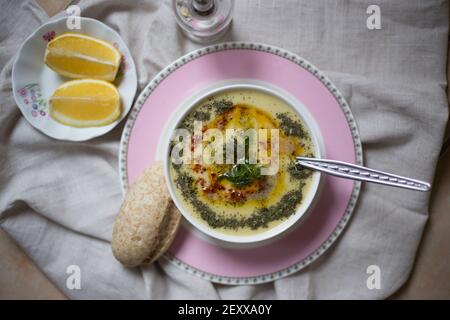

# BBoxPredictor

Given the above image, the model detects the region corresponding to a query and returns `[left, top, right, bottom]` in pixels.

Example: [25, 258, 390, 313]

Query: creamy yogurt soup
[169, 89, 315, 236]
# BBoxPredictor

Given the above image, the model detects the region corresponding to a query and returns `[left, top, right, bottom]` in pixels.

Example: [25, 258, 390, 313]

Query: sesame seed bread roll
[112, 161, 181, 267]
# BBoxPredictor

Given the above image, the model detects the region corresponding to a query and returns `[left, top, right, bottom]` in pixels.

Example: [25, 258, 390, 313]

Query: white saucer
[12, 17, 137, 141]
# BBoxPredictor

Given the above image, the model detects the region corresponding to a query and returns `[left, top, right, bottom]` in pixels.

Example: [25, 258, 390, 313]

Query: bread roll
[112, 161, 181, 267]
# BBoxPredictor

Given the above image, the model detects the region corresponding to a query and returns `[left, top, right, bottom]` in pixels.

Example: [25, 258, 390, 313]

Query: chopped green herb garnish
[276, 113, 308, 139]
[206, 99, 233, 114]
[288, 162, 313, 180]
[192, 110, 210, 121]
[218, 136, 261, 188]
[178, 99, 233, 133]
[175, 172, 304, 230]
[218, 162, 261, 188]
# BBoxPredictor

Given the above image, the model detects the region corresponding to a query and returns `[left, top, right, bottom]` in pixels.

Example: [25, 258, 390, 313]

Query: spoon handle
[295, 157, 431, 192]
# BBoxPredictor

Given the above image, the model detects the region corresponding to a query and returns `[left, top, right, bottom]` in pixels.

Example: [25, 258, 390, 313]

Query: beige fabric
[0, 0, 448, 299]
[35, 0, 72, 17]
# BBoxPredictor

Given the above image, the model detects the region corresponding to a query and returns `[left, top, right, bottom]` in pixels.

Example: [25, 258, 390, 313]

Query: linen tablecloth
[0, 0, 448, 299]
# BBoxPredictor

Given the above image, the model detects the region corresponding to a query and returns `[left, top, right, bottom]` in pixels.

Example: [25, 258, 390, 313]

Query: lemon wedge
[44, 33, 121, 81]
[50, 79, 121, 127]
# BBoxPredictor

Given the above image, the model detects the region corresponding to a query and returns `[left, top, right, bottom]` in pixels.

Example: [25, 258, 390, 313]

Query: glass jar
[173, 0, 234, 43]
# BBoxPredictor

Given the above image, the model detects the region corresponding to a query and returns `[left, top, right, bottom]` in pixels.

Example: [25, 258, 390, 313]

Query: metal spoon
[296, 157, 431, 192]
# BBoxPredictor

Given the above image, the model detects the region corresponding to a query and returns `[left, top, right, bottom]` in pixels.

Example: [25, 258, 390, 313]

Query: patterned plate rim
[118, 42, 363, 285]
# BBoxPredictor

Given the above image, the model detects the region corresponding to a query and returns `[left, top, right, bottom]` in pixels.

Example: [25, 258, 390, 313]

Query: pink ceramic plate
[119, 42, 362, 285]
